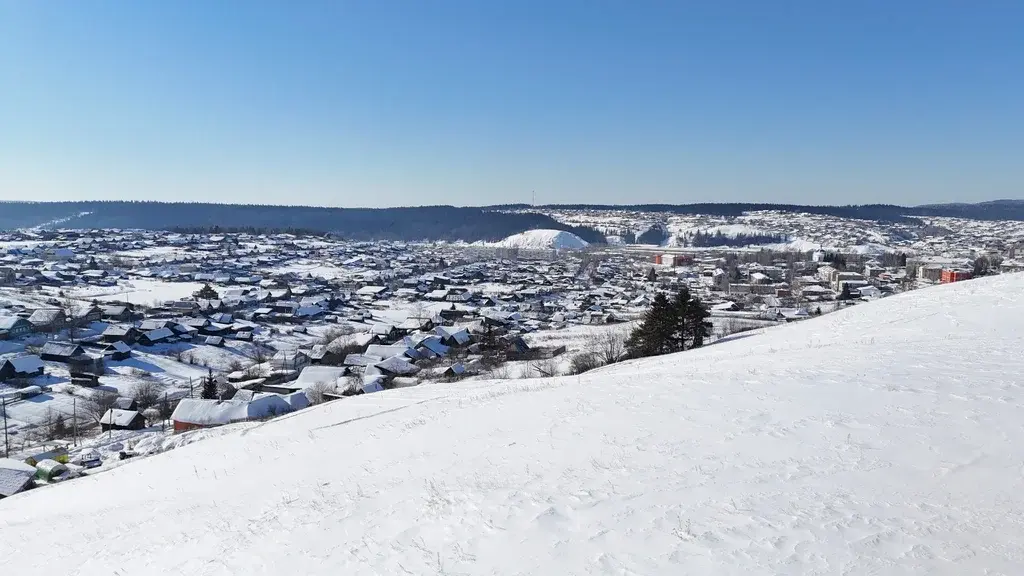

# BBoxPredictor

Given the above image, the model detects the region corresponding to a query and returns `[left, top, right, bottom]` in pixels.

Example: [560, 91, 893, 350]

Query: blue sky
[2, 1, 1022, 207]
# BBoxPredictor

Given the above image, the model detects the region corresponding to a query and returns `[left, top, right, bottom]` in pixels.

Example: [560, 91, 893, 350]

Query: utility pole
[2, 396, 9, 458]
[73, 396, 78, 447]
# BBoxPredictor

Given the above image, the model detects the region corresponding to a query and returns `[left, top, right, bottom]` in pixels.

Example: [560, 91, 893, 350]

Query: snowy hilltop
[4, 274, 1024, 574]
[494, 228, 589, 250]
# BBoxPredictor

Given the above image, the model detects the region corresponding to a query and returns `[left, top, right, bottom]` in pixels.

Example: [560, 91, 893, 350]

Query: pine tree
[625, 293, 674, 358]
[646, 267, 657, 282]
[194, 283, 219, 300]
[670, 288, 692, 351]
[201, 375, 218, 400]
[685, 295, 712, 349]
[838, 283, 853, 300]
[53, 414, 67, 439]
[158, 395, 174, 420]
[670, 287, 712, 351]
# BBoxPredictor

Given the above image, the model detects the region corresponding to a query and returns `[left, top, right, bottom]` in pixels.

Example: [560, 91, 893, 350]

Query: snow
[70, 279, 207, 305]
[493, 229, 589, 250]
[4, 274, 1024, 574]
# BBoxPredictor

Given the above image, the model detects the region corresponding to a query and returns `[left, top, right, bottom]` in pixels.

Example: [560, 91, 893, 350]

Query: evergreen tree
[685, 293, 712, 349]
[158, 395, 174, 421]
[838, 283, 854, 300]
[53, 414, 67, 438]
[625, 293, 675, 358]
[670, 287, 712, 350]
[201, 375, 218, 400]
[646, 267, 657, 282]
[194, 283, 219, 300]
[626, 288, 712, 358]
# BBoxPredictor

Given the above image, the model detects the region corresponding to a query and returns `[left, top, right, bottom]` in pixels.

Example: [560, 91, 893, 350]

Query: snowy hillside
[495, 228, 589, 250]
[4, 274, 1024, 574]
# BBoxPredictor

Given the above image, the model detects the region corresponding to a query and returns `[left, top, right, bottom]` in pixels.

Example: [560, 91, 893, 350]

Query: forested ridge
[0, 201, 606, 243]
[489, 200, 1024, 223]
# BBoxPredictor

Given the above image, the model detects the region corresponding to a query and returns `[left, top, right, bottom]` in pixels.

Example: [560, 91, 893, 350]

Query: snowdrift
[495, 228, 589, 250]
[4, 274, 1024, 574]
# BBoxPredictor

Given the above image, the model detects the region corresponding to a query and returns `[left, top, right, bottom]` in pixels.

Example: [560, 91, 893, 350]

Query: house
[0, 355, 45, 381]
[69, 305, 104, 326]
[139, 327, 175, 346]
[100, 305, 133, 322]
[374, 355, 421, 377]
[138, 319, 174, 332]
[0, 458, 36, 499]
[355, 285, 388, 298]
[204, 336, 225, 347]
[100, 324, 140, 344]
[113, 397, 138, 411]
[170, 396, 292, 433]
[857, 285, 882, 299]
[28, 308, 66, 331]
[102, 341, 132, 361]
[370, 323, 399, 342]
[434, 326, 472, 347]
[99, 409, 146, 431]
[293, 365, 347, 393]
[40, 342, 86, 363]
[0, 316, 33, 340]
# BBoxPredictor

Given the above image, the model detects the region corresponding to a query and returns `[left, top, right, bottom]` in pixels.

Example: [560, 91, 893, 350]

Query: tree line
[487, 200, 1024, 223]
[0, 201, 607, 244]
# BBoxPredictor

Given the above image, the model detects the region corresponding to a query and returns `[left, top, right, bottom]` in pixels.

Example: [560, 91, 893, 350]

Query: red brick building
[940, 269, 972, 284]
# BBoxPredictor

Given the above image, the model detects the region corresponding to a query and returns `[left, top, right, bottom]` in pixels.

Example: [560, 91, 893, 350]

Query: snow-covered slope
[495, 228, 589, 250]
[4, 275, 1024, 574]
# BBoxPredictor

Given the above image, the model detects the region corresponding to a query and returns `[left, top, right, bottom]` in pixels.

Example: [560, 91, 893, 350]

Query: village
[2, 213, 1022, 499]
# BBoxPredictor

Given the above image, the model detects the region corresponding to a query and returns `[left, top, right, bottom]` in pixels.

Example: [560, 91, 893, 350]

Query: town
[2, 207, 1022, 498]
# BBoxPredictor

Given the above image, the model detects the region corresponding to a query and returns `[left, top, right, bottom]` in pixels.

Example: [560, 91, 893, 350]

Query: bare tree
[60, 295, 84, 343]
[489, 363, 512, 380]
[306, 380, 334, 405]
[568, 352, 602, 375]
[82, 391, 120, 426]
[589, 329, 628, 366]
[526, 357, 560, 378]
[39, 408, 70, 441]
[132, 380, 161, 411]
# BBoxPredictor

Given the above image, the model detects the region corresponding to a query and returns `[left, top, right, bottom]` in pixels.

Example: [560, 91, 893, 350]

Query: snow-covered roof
[143, 327, 175, 341]
[0, 458, 36, 497]
[343, 354, 382, 367]
[355, 285, 387, 295]
[100, 409, 140, 427]
[7, 354, 44, 374]
[295, 366, 347, 388]
[104, 341, 132, 353]
[365, 344, 417, 359]
[41, 341, 83, 358]
[0, 316, 27, 330]
[374, 355, 420, 376]
[433, 325, 471, 345]
[171, 397, 292, 426]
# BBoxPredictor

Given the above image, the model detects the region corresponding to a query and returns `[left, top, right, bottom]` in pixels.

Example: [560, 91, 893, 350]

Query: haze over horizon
[3, 1, 1023, 207]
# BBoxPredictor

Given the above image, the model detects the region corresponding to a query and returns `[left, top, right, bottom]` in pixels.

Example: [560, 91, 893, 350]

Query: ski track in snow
[3, 275, 1024, 574]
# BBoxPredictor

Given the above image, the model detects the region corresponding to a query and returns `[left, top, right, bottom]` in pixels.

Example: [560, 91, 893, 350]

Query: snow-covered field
[69, 279, 206, 304]
[4, 274, 1024, 574]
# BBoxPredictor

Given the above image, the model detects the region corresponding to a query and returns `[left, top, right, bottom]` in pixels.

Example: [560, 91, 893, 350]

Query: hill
[3, 274, 1024, 573]
[0, 201, 607, 244]
[494, 229, 589, 250]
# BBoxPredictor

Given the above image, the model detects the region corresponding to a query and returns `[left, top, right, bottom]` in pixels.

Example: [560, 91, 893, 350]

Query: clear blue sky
[2, 1, 1022, 207]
